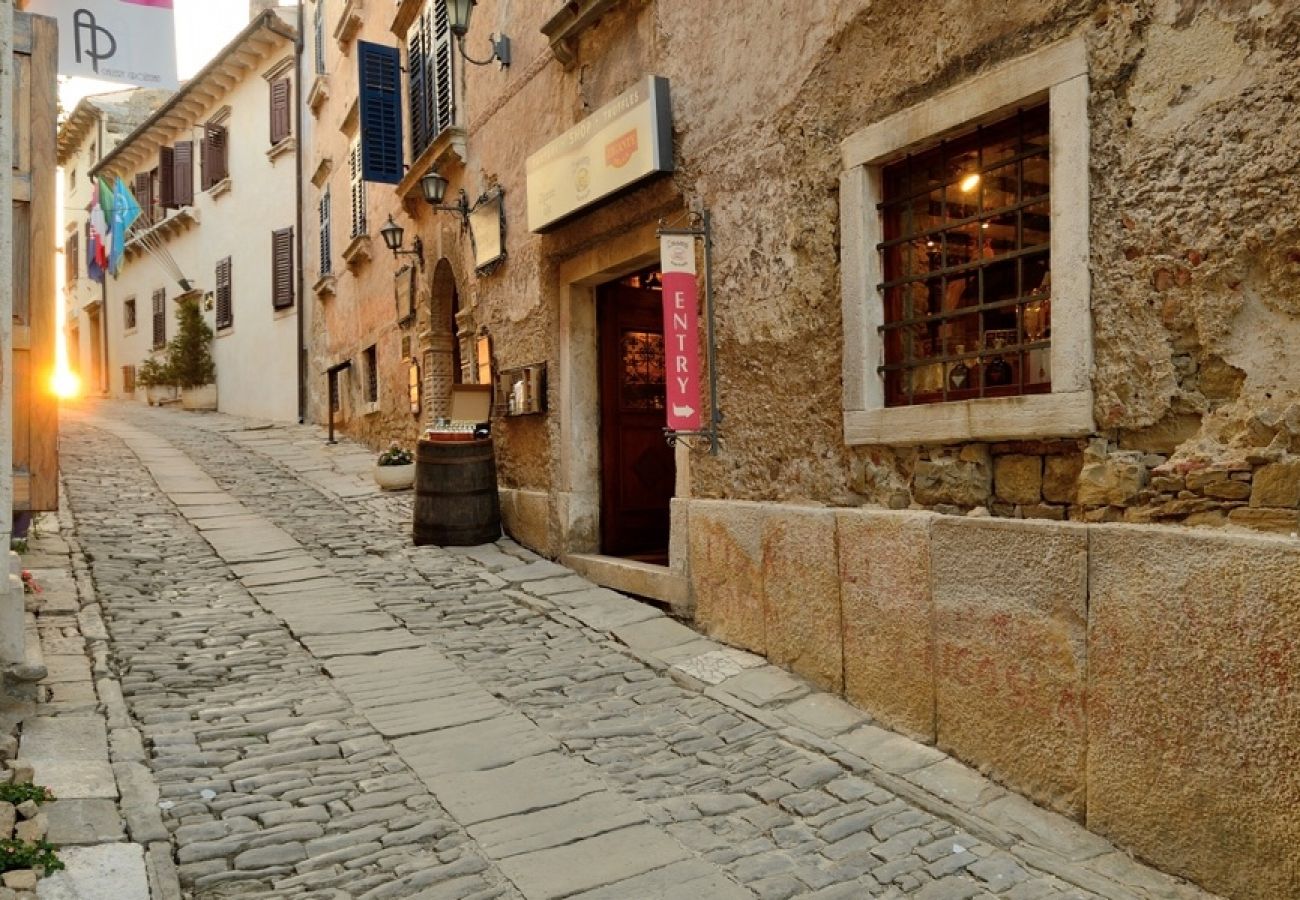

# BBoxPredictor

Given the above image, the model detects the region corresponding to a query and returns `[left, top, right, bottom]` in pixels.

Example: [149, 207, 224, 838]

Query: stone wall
[688, 498, 1300, 899]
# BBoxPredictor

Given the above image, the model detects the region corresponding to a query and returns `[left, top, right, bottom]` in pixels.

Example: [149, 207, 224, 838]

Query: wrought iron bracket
[657, 209, 722, 455]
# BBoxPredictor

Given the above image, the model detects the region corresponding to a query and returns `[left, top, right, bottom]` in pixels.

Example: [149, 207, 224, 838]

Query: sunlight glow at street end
[53, 163, 79, 401]
[52, 369, 81, 400]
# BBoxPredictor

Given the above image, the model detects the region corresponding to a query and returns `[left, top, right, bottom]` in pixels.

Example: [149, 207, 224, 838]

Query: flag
[109, 176, 141, 276]
[87, 185, 109, 283]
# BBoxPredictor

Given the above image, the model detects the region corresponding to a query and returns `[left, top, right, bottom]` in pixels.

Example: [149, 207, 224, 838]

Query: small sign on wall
[660, 234, 702, 432]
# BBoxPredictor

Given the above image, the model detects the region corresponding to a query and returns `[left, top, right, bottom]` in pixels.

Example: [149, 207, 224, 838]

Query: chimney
[249, 0, 298, 22]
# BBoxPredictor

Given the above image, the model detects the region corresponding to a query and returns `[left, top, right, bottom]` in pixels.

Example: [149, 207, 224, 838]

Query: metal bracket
[657, 210, 722, 455]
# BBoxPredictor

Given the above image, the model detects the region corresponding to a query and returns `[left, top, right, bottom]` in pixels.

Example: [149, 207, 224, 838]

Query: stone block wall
[688, 499, 1300, 899]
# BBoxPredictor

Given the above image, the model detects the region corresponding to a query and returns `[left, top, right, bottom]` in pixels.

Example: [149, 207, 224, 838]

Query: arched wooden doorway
[425, 258, 461, 421]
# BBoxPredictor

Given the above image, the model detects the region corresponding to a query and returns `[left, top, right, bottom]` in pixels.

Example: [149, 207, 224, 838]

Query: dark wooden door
[598, 280, 675, 559]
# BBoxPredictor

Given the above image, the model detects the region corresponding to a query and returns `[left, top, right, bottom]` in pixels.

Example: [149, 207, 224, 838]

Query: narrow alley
[41, 401, 1211, 900]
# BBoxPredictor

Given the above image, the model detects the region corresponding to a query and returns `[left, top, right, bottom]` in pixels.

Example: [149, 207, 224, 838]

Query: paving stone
[394, 714, 557, 780]
[29, 760, 117, 800]
[494, 825, 692, 900]
[19, 717, 109, 761]
[427, 753, 604, 826]
[714, 666, 811, 707]
[837, 725, 947, 775]
[566, 859, 752, 899]
[43, 800, 126, 845]
[468, 792, 646, 858]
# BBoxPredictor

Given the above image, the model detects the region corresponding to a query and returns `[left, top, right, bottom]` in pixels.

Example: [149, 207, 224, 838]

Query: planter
[374, 463, 415, 491]
[145, 385, 177, 406]
[181, 383, 218, 411]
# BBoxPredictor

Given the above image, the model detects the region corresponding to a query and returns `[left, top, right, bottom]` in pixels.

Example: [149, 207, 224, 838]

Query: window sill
[396, 127, 467, 203]
[273, 304, 296, 320]
[313, 274, 337, 297]
[843, 390, 1094, 446]
[267, 136, 295, 163]
[311, 157, 333, 188]
[124, 207, 200, 261]
[206, 177, 232, 200]
[124, 327, 137, 337]
[216, 325, 234, 337]
[390, 0, 422, 37]
[362, 400, 380, 416]
[342, 233, 372, 271]
[333, 0, 363, 51]
[307, 75, 329, 116]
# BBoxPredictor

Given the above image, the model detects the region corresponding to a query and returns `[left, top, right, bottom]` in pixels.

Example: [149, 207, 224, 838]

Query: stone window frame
[840, 37, 1093, 446]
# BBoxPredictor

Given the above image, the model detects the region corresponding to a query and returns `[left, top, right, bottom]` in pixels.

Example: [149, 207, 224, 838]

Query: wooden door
[11, 12, 59, 512]
[598, 278, 675, 560]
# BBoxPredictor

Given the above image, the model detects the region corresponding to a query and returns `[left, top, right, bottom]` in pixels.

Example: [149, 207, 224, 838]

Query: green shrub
[0, 784, 53, 805]
[0, 838, 64, 874]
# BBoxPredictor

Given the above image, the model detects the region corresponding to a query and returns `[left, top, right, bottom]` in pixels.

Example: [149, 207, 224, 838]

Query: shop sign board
[660, 234, 702, 432]
[27, 0, 179, 89]
[526, 76, 673, 233]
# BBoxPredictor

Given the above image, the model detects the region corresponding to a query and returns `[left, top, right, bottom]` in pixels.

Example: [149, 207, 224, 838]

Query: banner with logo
[27, 0, 178, 89]
[660, 234, 702, 432]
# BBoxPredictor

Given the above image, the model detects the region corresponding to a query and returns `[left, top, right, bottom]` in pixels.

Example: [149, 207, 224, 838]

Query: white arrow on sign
[671, 404, 696, 418]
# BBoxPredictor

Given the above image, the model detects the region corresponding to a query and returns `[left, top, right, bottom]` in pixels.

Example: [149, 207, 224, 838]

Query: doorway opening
[597, 265, 674, 564]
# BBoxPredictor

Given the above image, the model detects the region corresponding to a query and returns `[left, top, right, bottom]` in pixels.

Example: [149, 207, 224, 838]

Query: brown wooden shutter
[134, 172, 152, 226]
[270, 78, 291, 144]
[151, 288, 166, 349]
[202, 123, 228, 188]
[272, 227, 294, 309]
[174, 140, 194, 206]
[215, 256, 233, 328]
[159, 146, 176, 208]
[200, 127, 212, 188]
[66, 232, 78, 283]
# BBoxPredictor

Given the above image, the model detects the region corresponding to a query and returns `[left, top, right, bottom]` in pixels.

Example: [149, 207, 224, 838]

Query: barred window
[215, 257, 233, 329]
[319, 188, 332, 275]
[363, 345, 378, 403]
[124, 296, 137, 331]
[151, 289, 166, 349]
[878, 104, 1051, 407]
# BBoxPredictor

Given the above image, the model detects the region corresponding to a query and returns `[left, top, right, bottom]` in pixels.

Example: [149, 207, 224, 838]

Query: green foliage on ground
[0, 784, 53, 806]
[0, 838, 64, 874]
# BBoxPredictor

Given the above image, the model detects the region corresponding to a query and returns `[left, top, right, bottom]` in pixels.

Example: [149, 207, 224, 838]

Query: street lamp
[444, 0, 510, 68]
[420, 170, 470, 225]
[380, 215, 424, 267]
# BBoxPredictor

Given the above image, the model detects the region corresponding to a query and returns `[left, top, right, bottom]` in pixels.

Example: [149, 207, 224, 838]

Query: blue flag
[109, 177, 141, 276]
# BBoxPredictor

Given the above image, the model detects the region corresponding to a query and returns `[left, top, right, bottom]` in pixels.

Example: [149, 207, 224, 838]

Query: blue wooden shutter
[357, 41, 404, 184]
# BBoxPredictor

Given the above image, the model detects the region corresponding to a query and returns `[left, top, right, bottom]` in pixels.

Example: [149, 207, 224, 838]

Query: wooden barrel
[413, 438, 502, 547]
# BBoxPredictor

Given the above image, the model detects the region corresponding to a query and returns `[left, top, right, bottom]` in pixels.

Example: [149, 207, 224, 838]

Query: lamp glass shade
[421, 171, 449, 205]
[445, 0, 474, 36]
[380, 215, 404, 252]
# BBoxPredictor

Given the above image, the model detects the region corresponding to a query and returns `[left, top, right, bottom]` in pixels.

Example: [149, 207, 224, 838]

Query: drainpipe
[294, 0, 306, 422]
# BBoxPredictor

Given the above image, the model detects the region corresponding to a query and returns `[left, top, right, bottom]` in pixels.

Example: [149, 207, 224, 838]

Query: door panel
[598, 279, 674, 559]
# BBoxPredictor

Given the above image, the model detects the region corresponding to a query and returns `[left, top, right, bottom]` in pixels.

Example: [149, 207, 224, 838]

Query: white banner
[27, 0, 178, 90]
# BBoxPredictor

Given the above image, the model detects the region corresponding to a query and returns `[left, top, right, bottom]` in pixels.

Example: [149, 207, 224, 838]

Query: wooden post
[0, 0, 19, 671]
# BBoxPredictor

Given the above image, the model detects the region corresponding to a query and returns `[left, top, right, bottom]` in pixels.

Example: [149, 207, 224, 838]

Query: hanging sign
[660, 234, 702, 432]
[526, 76, 673, 233]
[26, 0, 179, 89]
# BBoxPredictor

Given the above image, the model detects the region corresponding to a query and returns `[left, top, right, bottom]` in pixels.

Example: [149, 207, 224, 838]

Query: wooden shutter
[159, 145, 176, 208]
[134, 172, 153, 226]
[174, 140, 194, 206]
[270, 78, 292, 144]
[357, 41, 404, 184]
[124, 296, 136, 331]
[215, 257, 233, 328]
[202, 123, 228, 189]
[407, 15, 428, 156]
[314, 1, 326, 75]
[349, 141, 367, 238]
[319, 188, 332, 275]
[272, 228, 294, 309]
[152, 288, 166, 349]
[433, 0, 454, 135]
[66, 232, 79, 283]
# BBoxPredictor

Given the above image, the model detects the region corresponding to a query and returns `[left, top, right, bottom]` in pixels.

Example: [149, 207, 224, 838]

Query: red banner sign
[660, 235, 702, 432]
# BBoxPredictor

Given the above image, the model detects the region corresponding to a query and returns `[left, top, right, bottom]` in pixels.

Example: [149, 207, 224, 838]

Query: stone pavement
[49, 399, 1217, 900]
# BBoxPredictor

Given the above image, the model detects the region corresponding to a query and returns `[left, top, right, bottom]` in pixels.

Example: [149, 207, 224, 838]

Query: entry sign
[660, 235, 702, 432]
[27, 0, 179, 90]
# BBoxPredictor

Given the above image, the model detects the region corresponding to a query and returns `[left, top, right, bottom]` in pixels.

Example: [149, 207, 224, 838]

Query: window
[122, 364, 136, 394]
[357, 41, 404, 184]
[151, 289, 166, 349]
[349, 139, 367, 238]
[65, 232, 79, 283]
[134, 170, 158, 227]
[879, 105, 1050, 407]
[318, 188, 332, 275]
[314, 0, 326, 75]
[363, 345, 378, 403]
[406, 0, 454, 159]
[124, 296, 137, 331]
[215, 256, 233, 329]
[270, 77, 292, 145]
[839, 38, 1093, 445]
[201, 122, 229, 189]
[272, 228, 294, 309]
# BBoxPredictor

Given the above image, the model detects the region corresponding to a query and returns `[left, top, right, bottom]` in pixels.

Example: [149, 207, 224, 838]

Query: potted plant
[136, 357, 176, 406]
[374, 442, 415, 491]
[166, 295, 217, 410]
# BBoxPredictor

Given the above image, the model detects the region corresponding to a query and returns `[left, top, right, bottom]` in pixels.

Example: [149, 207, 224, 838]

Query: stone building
[306, 2, 1299, 896]
[58, 88, 173, 395]
[92, 10, 301, 421]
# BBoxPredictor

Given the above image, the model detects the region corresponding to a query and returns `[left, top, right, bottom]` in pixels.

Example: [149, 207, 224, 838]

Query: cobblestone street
[50, 401, 1214, 900]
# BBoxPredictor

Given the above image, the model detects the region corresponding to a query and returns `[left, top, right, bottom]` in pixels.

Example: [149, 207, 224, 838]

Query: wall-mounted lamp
[444, 0, 510, 68]
[420, 171, 470, 224]
[380, 215, 424, 267]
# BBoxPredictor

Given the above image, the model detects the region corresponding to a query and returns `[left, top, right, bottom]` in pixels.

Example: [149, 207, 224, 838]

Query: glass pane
[620, 331, 665, 410]
[1022, 153, 1050, 199]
